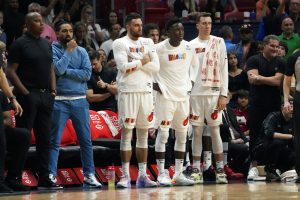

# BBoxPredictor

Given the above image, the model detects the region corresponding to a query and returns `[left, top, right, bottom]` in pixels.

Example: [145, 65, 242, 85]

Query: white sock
[122, 162, 130, 177]
[203, 151, 212, 171]
[193, 160, 201, 171]
[175, 159, 184, 177]
[186, 152, 191, 167]
[216, 160, 224, 170]
[223, 142, 228, 165]
[138, 162, 147, 177]
[156, 159, 165, 175]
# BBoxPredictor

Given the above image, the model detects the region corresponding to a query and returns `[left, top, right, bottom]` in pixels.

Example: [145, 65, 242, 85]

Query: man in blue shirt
[48, 20, 102, 189]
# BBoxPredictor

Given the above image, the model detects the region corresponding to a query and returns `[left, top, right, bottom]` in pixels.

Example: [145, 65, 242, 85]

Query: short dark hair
[236, 89, 249, 99]
[279, 41, 288, 53]
[219, 25, 233, 39]
[263, 34, 279, 46]
[54, 20, 73, 32]
[125, 12, 141, 25]
[196, 12, 211, 23]
[88, 50, 100, 60]
[165, 17, 181, 31]
[143, 23, 159, 36]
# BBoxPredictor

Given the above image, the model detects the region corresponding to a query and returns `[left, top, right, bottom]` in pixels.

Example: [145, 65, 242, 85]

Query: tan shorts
[118, 92, 154, 129]
[155, 93, 189, 132]
[190, 95, 223, 126]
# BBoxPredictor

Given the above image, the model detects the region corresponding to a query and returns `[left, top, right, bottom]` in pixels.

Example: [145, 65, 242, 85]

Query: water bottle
[107, 164, 115, 188]
[250, 10, 256, 22]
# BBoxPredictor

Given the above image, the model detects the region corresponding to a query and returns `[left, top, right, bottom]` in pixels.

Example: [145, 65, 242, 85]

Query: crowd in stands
[0, 0, 299, 195]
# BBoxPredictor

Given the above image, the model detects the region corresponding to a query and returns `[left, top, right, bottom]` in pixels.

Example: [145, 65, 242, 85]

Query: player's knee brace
[174, 131, 187, 152]
[210, 126, 223, 154]
[120, 128, 133, 151]
[155, 128, 169, 152]
[192, 126, 204, 157]
[136, 128, 148, 148]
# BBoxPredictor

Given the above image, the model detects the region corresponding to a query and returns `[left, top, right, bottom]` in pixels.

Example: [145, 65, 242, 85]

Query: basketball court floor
[0, 182, 299, 200]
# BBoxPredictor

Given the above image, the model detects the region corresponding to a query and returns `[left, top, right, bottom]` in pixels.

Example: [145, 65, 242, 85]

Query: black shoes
[37, 175, 63, 190]
[203, 165, 216, 183]
[5, 177, 30, 192]
[265, 166, 281, 182]
[0, 182, 13, 193]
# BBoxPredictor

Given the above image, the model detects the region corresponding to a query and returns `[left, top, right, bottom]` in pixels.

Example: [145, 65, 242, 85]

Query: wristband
[9, 95, 16, 102]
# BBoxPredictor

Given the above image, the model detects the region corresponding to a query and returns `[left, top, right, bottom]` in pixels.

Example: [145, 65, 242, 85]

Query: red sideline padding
[31, 110, 121, 145]
[31, 119, 77, 146]
[73, 168, 84, 183]
[22, 170, 38, 187]
[96, 167, 119, 183]
[57, 168, 81, 185]
[150, 164, 159, 177]
[115, 165, 139, 182]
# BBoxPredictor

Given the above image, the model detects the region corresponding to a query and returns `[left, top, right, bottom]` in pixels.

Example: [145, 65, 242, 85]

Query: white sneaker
[136, 174, 157, 188]
[157, 171, 172, 187]
[216, 169, 228, 184]
[191, 171, 203, 184]
[116, 175, 131, 188]
[83, 174, 102, 189]
[172, 173, 194, 186]
[247, 167, 259, 181]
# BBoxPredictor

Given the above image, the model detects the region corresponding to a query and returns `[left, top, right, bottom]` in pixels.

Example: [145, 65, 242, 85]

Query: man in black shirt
[87, 50, 118, 112]
[246, 35, 285, 180]
[6, 12, 58, 189]
[254, 103, 294, 181]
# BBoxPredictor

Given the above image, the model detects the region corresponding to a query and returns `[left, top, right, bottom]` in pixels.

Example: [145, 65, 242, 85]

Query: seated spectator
[253, 101, 294, 182]
[102, 10, 125, 41]
[0, 91, 31, 192]
[256, 0, 270, 21]
[73, 21, 94, 52]
[100, 23, 121, 56]
[219, 25, 234, 51]
[227, 52, 249, 108]
[256, 0, 284, 41]
[233, 90, 250, 137]
[0, 11, 6, 44]
[228, 24, 259, 69]
[80, 5, 103, 49]
[173, 0, 199, 19]
[220, 98, 250, 178]
[205, 0, 238, 20]
[143, 23, 160, 44]
[278, 17, 300, 60]
[27, 2, 57, 45]
[86, 50, 118, 112]
[277, 41, 288, 58]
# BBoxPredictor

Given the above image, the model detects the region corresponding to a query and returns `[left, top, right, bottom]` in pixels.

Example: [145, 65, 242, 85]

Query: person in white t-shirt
[154, 17, 199, 186]
[189, 12, 229, 184]
[112, 12, 160, 189]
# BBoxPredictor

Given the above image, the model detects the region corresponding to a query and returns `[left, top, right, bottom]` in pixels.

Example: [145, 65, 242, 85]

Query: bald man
[7, 12, 59, 189]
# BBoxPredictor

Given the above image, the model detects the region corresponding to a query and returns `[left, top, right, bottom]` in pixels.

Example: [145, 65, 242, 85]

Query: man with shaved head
[7, 12, 58, 189]
[278, 17, 300, 60]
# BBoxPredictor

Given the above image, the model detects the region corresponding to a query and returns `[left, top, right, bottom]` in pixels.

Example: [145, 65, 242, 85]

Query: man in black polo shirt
[87, 50, 118, 112]
[6, 12, 58, 188]
[245, 35, 285, 180]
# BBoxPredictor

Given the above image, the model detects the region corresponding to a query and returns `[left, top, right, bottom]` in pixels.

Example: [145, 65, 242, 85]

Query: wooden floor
[0, 182, 299, 200]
